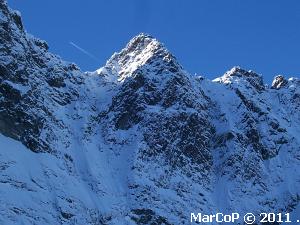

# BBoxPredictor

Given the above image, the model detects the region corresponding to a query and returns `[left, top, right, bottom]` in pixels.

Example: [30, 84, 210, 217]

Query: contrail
[69, 41, 100, 62]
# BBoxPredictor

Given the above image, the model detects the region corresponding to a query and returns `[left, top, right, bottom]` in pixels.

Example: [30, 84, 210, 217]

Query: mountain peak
[271, 75, 288, 89]
[223, 66, 261, 79]
[126, 33, 157, 51]
[213, 66, 265, 90]
[98, 34, 183, 82]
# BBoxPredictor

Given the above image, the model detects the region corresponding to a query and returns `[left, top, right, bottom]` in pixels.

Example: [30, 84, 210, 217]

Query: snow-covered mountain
[1, 1, 300, 224]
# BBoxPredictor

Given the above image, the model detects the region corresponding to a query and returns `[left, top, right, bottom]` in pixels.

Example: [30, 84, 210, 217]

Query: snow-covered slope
[1, 1, 300, 224]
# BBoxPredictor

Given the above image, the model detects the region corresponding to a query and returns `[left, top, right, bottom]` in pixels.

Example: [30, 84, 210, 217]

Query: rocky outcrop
[271, 75, 288, 89]
[0, 1, 84, 152]
[215, 66, 265, 91]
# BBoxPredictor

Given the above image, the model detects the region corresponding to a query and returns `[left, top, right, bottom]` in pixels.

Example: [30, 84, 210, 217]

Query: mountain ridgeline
[0, 1, 300, 224]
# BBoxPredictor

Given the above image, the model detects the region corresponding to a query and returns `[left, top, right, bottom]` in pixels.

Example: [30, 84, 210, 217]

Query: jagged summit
[271, 75, 288, 89]
[218, 66, 262, 81]
[213, 66, 265, 91]
[271, 76, 300, 92]
[96, 33, 183, 82]
[124, 33, 158, 53]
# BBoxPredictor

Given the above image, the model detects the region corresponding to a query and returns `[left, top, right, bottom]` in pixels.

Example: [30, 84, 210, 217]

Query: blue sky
[8, 0, 300, 83]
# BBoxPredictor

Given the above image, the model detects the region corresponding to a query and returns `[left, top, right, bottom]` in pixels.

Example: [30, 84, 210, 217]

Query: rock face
[272, 75, 288, 89]
[0, 1, 84, 153]
[1, 2, 300, 225]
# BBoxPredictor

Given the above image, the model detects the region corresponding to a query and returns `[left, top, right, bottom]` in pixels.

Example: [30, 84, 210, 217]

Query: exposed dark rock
[130, 209, 171, 225]
[33, 38, 49, 51]
[223, 66, 265, 91]
[0, 1, 82, 152]
[11, 11, 23, 30]
[46, 77, 66, 88]
[271, 75, 288, 89]
[142, 111, 213, 173]
[235, 89, 264, 115]
[60, 211, 74, 220]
